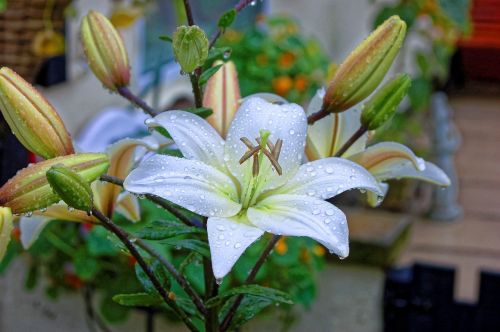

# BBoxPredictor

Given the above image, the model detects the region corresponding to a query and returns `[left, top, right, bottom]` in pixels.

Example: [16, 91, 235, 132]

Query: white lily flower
[124, 97, 383, 279]
[306, 89, 451, 206]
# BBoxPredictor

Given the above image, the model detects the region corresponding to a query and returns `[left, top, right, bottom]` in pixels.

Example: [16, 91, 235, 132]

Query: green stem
[220, 235, 281, 331]
[333, 125, 368, 157]
[91, 208, 199, 332]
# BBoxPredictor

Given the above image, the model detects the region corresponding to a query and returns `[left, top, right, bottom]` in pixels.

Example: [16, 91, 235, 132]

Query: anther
[239, 135, 284, 177]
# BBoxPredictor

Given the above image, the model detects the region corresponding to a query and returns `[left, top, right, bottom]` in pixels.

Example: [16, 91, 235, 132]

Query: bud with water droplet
[81, 10, 131, 91]
[323, 15, 407, 113]
[361, 73, 411, 130]
[0, 67, 74, 159]
[172, 25, 209, 73]
[46, 165, 94, 213]
[0, 207, 13, 262]
[0, 154, 109, 214]
[203, 60, 241, 137]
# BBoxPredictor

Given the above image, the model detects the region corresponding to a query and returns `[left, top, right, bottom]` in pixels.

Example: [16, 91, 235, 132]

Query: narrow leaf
[206, 284, 293, 308]
[218, 9, 237, 28]
[199, 64, 223, 87]
[206, 47, 231, 63]
[113, 293, 163, 307]
[184, 107, 213, 118]
[220, 295, 274, 330]
[135, 259, 171, 294]
[159, 35, 172, 43]
[161, 238, 210, 257]
[137, 221, 204, 240]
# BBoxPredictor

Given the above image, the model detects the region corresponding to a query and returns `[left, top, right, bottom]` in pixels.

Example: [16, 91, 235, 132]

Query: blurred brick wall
[0, 0, 69, 82]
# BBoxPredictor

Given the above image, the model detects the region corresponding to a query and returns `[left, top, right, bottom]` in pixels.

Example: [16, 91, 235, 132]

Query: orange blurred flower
[300, 248, 311, 263]
[275, 237, 288, 255]
[278, 52, 296, 69]
[313, 245, 326, 257]
[272, 76, 293, 96]
[294, 75, 308, 92]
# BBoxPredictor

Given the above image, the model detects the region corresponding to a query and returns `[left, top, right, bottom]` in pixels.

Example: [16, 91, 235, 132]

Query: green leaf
[0, 0, 6, 12]
[113, 292, 163, 307]
[135, 259, 171, 294]
[206, 47, 232, 63]
[179, 252, 202, 274]
[100, 295, 130, 322]
[218, 9, 237, 29]
[199, 64, 223, 86]
[220, 295, 274, 330]
[184, 107, 213, 118]
[159, 35, 172, 43]
[152, 126, 172, 139]
[137, 220, 204, 240]
[87, 226, 120, 256]
[206, 284, 293, 308]
[74, 249, 99, 281]
[162, 238, 210, 257]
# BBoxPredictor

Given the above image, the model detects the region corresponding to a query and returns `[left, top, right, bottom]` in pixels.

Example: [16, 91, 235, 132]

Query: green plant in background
[0, 1, 452, 331]
[372, 0, 470, 146]
[218, 16, 330, 104]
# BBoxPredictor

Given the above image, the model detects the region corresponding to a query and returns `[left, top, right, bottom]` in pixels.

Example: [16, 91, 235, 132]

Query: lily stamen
[239, 136, 283, 176]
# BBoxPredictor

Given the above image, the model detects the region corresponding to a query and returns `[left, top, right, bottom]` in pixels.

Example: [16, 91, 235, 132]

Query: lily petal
[96, 138, 156, 218]
[225, 97, 307, 188]
[349, 142, 425, 173]
[124, 155, 241, 218]
[0, 207, 13, 261]
[269, 157, 382, 200]
[248, 194, 349, 258]
[306, 90, 367, 160]
[35, 203, 94, 223]
[367, 182, 389, 207]
[207, 215, 264, 279]
[115, 192, 141, 222]
[20, 216, 52, 249]
[146, 111, 225, 170]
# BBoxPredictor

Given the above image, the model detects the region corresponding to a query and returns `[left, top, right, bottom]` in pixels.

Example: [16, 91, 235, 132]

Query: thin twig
[220, 235, 281, 331]
[333, 125, 368, 157]
[91, 208, 199, 332]
[182, 0, 195, 26]
[202, 217, 219, 332]
[117, 87, 157, 117]
[189, 71, 203, 108]
[208, 0, 256, 48]
[134, 237, 208, 315]
[307, 106, 330, 125]
[99, 174, 202, 228]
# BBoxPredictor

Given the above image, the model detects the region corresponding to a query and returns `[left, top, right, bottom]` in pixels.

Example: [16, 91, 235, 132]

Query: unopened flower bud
[361, 73, 411, 130]
[203, 60, 241, 137]
[0, 207, 13, 262]
[173, 25, 209, 73]
[81, 10, 130, 91]
[0, 153, 109, 214]
[0, 67, 74, 159]
[323, 16, 407, 113]
[47, 165, 94, 213]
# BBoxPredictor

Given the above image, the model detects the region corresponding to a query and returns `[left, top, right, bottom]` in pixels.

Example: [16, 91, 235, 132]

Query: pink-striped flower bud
[81, 10, 130, 91]
[323, 16, 407, 113]
[0, 67, 74, 159]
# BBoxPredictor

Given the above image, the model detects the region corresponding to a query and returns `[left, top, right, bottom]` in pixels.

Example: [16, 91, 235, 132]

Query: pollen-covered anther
[239, 136, 283, 176]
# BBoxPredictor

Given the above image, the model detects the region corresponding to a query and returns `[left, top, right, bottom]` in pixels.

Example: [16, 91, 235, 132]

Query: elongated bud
[173, 25, 209, 73]
[81, 10, 130, 91]
[361, 73, 411, 130]
[0, 154, 109, 214]
[47, 165, 94, 213]
[323, 16, 407, 113]
[203, 60, 241, 137]
[0, 207, 13, 262]
[0, 67, 74, 159]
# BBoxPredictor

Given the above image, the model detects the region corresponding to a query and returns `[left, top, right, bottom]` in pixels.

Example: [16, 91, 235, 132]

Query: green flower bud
[0, 153, 109, 214]
[81, 10, 130, 91]
[0, 67, 74, 159]
[323, 15, 407, 113]
[47, 165, 94, 213]
[361, 73, 411, 130]
[172, 25, 209, 73]
[0, 207, 13, 262]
